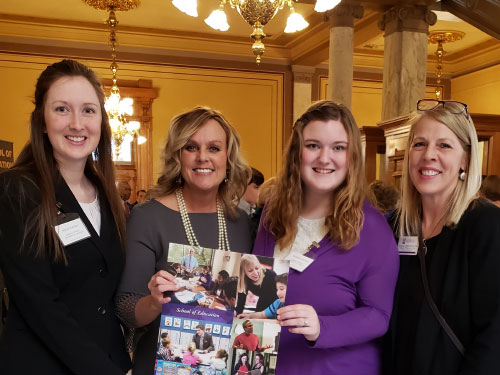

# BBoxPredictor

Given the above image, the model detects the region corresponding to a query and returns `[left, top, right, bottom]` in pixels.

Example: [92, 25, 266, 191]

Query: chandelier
[428, 30, 464, 100]
[83, 0, 146, 159]
[173, 0, 341, 64]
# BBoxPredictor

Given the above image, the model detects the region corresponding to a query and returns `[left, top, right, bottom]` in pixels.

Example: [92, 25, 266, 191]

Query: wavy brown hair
[10, 59, 125, 263]
[264, 100, 366, 250]
[148, 106, 250, 218]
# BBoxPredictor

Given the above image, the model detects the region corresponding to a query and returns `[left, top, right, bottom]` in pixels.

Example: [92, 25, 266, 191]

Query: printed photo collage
[153, 243, 290, 375]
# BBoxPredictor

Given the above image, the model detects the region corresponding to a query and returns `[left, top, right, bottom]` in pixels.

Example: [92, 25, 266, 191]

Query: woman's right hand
[147, 270, 179, 306]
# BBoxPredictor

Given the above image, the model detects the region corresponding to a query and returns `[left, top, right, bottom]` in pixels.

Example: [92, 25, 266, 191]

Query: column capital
[379, 5, 437, 36]
[292, 65, 315, 83]
[326, 3, 364, 28]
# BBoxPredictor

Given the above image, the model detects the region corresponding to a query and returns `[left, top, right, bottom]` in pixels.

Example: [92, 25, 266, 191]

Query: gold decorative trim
[428, 30, 465, 44]
[82, 0, 140, 11]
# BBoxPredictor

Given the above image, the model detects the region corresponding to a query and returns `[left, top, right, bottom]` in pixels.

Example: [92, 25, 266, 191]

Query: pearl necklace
[176, 188, 230, 251]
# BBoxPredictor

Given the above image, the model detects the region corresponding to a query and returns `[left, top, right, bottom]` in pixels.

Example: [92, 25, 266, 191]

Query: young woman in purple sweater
[253, 100, 399, 375]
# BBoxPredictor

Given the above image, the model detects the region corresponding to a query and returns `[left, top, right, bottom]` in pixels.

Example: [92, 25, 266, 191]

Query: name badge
[288, 253, 315, 272]
[54, 213, 91, 246]
[398, 236, 419, 255]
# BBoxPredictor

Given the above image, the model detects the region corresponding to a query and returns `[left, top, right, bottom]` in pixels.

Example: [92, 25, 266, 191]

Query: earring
[224, 169, 229, 183]
[176, 174, 182, 184]
[459, 169, 466, 181]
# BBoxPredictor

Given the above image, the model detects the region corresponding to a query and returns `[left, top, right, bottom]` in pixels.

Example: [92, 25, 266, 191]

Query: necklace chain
[176, 188, 230, 251]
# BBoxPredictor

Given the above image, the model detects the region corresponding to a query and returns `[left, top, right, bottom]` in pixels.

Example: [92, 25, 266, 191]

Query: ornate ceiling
[0, 0, 498, 76]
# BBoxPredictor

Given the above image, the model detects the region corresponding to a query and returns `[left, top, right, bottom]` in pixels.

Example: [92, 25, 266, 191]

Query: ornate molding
[293, 72, 313, 83]
[378, 5, 437, 36]
[326, 3, 364, 28]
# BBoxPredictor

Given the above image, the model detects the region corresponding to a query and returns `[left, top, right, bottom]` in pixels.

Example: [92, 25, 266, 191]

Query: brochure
[153, 243, 290, 375]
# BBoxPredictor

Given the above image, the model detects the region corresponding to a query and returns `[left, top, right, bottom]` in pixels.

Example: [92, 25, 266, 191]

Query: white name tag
[398, 236, 419, 255]
[288, 253, 314, 272]
[54, 217, 91, 246]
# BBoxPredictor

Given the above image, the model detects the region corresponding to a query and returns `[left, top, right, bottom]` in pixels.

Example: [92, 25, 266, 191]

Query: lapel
[54, 174, 117, 266]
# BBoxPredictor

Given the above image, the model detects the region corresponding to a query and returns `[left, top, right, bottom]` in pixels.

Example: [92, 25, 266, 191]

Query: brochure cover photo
[153, 244, 289, 375]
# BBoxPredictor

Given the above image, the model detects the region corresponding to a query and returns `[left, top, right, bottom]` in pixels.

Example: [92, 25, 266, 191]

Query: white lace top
[273, 216, 328, 260]
[79, 195, 101, 235]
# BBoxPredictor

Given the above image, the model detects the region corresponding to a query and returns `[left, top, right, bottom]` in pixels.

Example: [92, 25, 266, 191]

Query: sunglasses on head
[417, 99, 469, 120]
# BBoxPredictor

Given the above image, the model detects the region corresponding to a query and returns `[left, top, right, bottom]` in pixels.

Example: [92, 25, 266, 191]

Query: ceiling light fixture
[428, 30, 465, 100]
[83, 0, 146, 159]
[172, 0, 198, 17]
[314, 0, 341, 13]
[173, 0, 342, 64]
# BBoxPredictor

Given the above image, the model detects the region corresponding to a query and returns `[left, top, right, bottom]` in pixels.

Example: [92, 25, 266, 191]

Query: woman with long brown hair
[0, 60, 131, 373]
[253, 100, 399, 374]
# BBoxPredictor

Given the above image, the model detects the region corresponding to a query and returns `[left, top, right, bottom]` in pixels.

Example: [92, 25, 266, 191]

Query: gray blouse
[116, 199, 252, 375]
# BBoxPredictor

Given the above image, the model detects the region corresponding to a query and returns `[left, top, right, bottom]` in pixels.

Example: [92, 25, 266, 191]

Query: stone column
[292, 65, 315, 123]
[326, 3, 364, 109]
[379, 5, 437, 120]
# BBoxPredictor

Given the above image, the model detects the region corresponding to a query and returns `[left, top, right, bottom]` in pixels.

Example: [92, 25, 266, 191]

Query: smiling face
[276, 281, 287, 303]
[243, 321, 253, 334]
[409, 116, 466, 205]
[244, 262, 261, 283]
[44, 76, 101, 170]
[180, 119, 228, 196]
[196, 327, 204, 336]
[300, 119, 349, 202]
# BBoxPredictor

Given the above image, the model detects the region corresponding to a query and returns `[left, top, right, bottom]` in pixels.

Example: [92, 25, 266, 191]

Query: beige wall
[0, 54, 283, 183]
[320, 77, 383, 126]
[0, 58, 43, 157]
[451, 64, 500, 115]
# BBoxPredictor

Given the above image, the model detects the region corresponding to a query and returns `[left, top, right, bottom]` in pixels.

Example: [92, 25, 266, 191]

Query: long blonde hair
[398, 103, 481, 237]
[237, 254, 265, 293]
[264, 100, 366, 250]
[148, 106, 251, 218]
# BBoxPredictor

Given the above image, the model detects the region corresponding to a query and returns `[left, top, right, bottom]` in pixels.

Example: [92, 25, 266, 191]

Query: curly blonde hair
[148, 106, 251, 218]
[264, 100, 366, 250]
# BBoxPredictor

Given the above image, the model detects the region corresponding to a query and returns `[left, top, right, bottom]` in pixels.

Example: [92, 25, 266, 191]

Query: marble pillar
[379, 5, 437, 120]
[292, 65, 315, 122]
[327, 3, 364, 109]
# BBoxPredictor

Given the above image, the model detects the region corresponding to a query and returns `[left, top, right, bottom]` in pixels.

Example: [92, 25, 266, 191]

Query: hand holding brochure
[153, 243, 290, 375]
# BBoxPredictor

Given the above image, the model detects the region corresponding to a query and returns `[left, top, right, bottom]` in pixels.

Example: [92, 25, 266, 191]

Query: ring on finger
[303, 319, 309, 327]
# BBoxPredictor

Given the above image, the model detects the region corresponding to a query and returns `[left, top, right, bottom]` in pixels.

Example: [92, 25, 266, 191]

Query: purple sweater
[253, 202, 399, 375]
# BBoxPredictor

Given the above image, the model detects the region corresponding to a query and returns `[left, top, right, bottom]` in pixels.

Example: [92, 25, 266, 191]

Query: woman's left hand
[277, 304, 320, 342]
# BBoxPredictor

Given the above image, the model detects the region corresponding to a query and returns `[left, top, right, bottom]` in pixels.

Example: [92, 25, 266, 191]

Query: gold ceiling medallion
[83, 0, 140, 11]
[428, 30, 465, 100]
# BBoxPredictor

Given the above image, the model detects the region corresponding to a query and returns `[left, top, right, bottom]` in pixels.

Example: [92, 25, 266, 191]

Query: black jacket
[384, 199, 500, 375]
[0, 170, 131, 374]
[192, 331, 214, 352]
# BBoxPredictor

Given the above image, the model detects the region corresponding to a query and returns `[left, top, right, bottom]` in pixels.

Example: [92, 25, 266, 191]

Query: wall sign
[0, 140, 13, 171]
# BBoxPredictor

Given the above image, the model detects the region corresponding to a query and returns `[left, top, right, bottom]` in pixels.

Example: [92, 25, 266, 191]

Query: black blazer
[384, 200, 500, 375]
[192, 332, 214, 352]
[0, 170, 131, 374]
